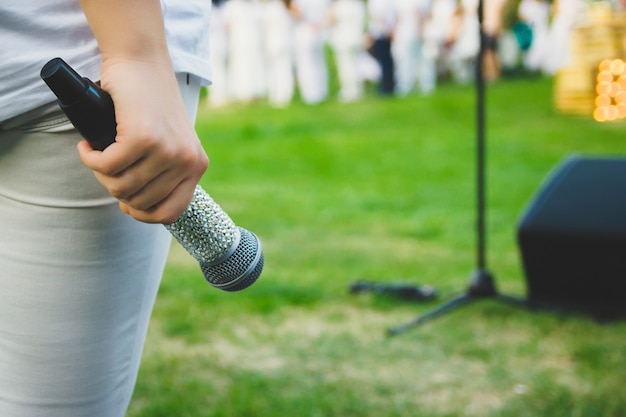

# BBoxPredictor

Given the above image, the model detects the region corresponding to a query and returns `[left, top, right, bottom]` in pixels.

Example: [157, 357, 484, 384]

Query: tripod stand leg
[386, 269, 531, 336]
[387, 293, 473, 336]
[386, 292, 532, 336]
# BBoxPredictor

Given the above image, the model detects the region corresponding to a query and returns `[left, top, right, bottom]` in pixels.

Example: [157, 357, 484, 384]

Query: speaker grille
[200, 227, 263, 292]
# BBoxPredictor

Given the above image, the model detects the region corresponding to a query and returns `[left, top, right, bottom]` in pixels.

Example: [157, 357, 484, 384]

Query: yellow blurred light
[594, 106, 608, 122]
[610, 59, 625, 76]
[595, 60, 626, 122]
[609, 82, 621, 96]
[599, 59, 613, 72]
[596, 94, 612, 107]
[598, 70, 614, 83]
[597, 81, 611, 95]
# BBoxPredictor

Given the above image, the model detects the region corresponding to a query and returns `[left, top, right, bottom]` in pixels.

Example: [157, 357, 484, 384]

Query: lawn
[128, 76, 626, 417]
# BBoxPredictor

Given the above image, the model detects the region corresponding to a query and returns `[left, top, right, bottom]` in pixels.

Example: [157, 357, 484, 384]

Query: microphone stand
[377, 0, 529, 336]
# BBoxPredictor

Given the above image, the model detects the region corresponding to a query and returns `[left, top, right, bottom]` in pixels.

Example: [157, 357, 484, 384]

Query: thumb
[76, 139, 101, 168]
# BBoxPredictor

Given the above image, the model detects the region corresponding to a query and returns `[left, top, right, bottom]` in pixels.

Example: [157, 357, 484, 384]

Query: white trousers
[0, 73, 201, 417]
[294, 24, 328, 105]
[333, 46, 364, 102]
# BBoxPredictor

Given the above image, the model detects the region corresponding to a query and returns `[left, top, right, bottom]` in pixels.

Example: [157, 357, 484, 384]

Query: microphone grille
[200, 227, 264, 292]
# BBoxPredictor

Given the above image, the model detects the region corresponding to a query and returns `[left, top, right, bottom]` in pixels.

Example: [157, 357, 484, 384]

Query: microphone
[40, 57, 263, 291]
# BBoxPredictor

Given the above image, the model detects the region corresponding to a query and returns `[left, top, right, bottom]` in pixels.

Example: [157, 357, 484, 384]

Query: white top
[0, 0, 211, 123]
[328, 0, 366, 50]
[292, 0, 331, 26]
[260, 0, 294, 55]
[393, 0, 430, 40]
[367, 0, 397, 38]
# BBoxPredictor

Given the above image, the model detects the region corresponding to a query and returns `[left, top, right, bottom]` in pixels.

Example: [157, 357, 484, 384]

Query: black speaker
[517, 154, 626, 319]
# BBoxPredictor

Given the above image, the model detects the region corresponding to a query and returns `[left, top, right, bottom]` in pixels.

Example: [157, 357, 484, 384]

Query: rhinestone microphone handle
[164, 185, 239, 264]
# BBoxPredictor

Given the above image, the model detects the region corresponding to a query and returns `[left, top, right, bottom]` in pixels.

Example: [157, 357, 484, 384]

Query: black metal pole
[385, 0, 529, 336]
[476, 0, 487, 272]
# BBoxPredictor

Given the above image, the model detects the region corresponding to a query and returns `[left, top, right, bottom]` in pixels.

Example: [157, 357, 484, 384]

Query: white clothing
[423, 0, 457, 58]
[392, 0, 429, 95]
[292, 0, 330, 104]
[292, 0, 330, 26]
[208, 2, 230, 107]
[223, 0, 267, 102]
[0, 73, 201, 417]
[541, 0, 590, 75]
[518, 0, 551, 71]
[260, 0, 295, 107]
[329, 0, 366, 50]
[162, 0, 212, 82]
[451, 0, 479, 61]
[421, 0, 458, 93]
[367, 0, 397, 38]
[0, 0, 211, 123]
[0, 2, 209, 416]
[329, 0, 367, 101]
[358, 51, 382, 82]
[448, 0, 480, 84]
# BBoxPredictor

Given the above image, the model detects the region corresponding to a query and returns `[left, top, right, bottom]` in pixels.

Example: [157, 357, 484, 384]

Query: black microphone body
[41, 57, 263, 291]
[40, 60, 116, 151]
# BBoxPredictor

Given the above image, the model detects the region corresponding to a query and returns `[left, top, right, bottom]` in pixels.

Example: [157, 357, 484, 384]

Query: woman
[541, 0, 589, 75]
[0, 1, 210, 416]
[223, 0, 267, 103]
[328, 0, 367, 102]
[290, 0, 331, 104]
[260, 0, 296, 107]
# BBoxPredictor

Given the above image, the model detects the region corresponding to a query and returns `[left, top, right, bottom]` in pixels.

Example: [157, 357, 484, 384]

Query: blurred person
[447, 0, 480, 84]
[482, 0, 508, 81]
[392, 0, 431, 96]
[541, 0, 590, 75]
[328, 0, 367, 102]
[517, 0, 551, 73]
[290, 0, 331, 104]
[367, 0, 397, 95]
[421, 0, 458, 93]
[208, 0, 230, 107]
[358, 49, 383, 84]
[260, 0, 295, 107]
[223, 0, 267, 103]
[0, 1, 210, 416]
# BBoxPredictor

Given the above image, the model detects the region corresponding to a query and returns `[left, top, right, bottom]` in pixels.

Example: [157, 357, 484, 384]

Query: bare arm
[77, 0, 209, 224]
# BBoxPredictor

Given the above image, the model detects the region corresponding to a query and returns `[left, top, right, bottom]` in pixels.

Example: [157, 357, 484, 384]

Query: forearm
[78, 0, 170, 63]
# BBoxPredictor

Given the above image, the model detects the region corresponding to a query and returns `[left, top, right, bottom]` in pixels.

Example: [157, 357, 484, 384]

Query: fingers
[118, 179, 197, 225]
[79, 139, 157, 201]
[77, 139, 140, 177]
[78, 137, 208, 224]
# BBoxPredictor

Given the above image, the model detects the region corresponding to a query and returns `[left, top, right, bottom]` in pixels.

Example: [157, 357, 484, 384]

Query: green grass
[128, 77, 626, 417]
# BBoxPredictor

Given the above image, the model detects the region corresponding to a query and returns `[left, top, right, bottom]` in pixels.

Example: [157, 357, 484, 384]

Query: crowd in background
[206, 0, 625, 108]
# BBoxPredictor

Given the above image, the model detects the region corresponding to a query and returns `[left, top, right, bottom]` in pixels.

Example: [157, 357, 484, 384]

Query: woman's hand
[77, 58, 208, 224]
